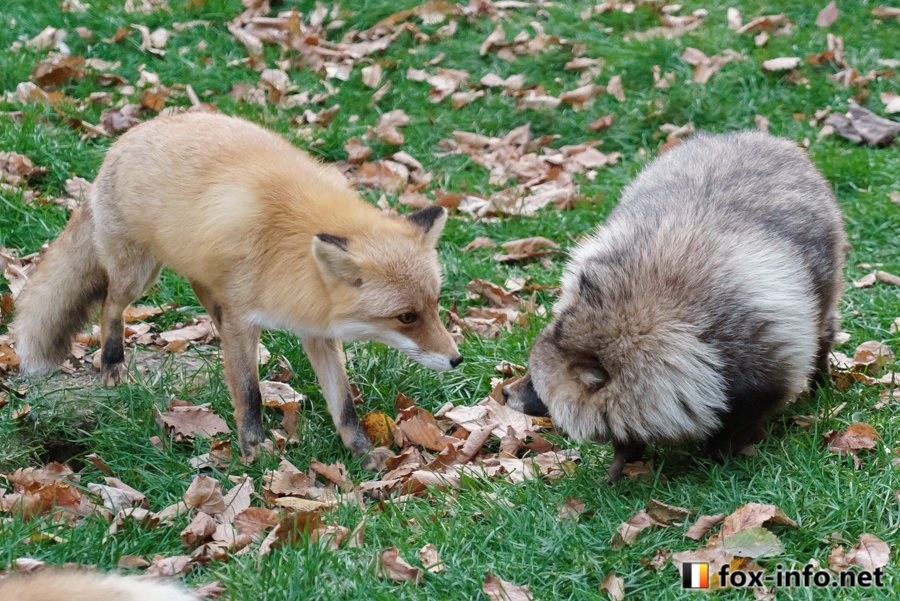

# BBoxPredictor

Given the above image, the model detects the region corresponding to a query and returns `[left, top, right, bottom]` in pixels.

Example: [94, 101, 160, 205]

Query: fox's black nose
[450, 355, 464, 368]
[501, 387, 510, 400]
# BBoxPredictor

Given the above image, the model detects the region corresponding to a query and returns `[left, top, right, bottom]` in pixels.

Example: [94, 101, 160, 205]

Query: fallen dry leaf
[234, 507, 280, 540]
[192, 581, 226, 599]
[824, 422, 880, 468]
[558, 496, 589, 521]
[685, 513, 727, 541]
[123, 305, 163, 322]
[722, 526, 784, 558]
[463, 236, 496, 251]
[361, 64, 383, 89]
[589, 114, 613, 131]
[852, 341, 894, 375]
[720, 503, 798, 538]
[483, 574, 533, 601]
[155, 401, 230, 440]
[418, 543, 444, 573]
[262, 459, 318, 501]
[856, 270, 900, 288]
[310, 460, 352, 491]
[761, 56, 801, 72]
[158, 316, 217, 349]
[258, 510, 324, 555]
[117, 555, 150, 569]
[883, 92, 900, 114]
[396, 409, 458, 452]
[606, 75, 625, 102]
[682, 47, 744, 84]
[146, 554, 194, 578]
[599, 571, 624, 601]
[180, 511, 216, 547]
[825, 105, 900, 146]
[1, 152, 47, 185]
[646, 499, 693, 525]
[737, 13, 793, 34]
[183, 475, 225, 515]
[373, 109, 410, 145]
[611, 509, 666, 547]
[641, 549, 672, 571]
[493, 236, 559, 262]
[259, 380, 306, 409]
[377, 547, 423, 584]
[344, 138, 372, 164]
[816, 1, 839, 27]
[354, 160, 409, 194]
[872, 6, 900, 18]
[845, 533, 891, 571]
[31, 55, 84, 88]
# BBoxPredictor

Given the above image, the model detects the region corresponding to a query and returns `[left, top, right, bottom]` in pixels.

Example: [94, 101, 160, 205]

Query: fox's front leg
[219, 319, 265, 462]
[302, 335, 391, 470]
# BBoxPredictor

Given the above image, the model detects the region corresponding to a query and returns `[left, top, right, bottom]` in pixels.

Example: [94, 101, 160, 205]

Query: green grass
[1, 1, 898, 599]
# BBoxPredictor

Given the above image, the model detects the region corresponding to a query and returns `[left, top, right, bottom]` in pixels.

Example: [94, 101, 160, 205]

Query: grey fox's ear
[572, 358, 609, 392]
[312, 234, 362, 287]
[406, 206, 448, 247]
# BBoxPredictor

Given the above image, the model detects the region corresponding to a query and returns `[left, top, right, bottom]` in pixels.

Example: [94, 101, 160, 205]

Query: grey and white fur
[504, 131, 848, 480]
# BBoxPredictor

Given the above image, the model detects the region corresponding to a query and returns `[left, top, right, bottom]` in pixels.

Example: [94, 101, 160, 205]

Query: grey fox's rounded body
[505, 131, 847, 480]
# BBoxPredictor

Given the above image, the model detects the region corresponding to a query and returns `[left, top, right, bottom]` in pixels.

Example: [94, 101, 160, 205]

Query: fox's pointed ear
[312, 234, 362, 287]
[406, 206, 448, 247]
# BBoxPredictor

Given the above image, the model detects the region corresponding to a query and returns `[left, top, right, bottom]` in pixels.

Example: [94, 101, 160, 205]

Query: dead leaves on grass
[823, 422, 881, 468]
[155, 400, 230, 441]
[825, 105, 900, 146]
[829, 533, 891, 572]
[829, 340, 898, 389]
[483, 574, 533, 601]
[440, 124, 618, 218]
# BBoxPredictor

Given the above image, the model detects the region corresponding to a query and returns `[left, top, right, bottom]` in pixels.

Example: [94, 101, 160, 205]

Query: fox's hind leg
[98, 257, 160, 386]
[302, 335, 391, 470]
[219, 317, 264, 462]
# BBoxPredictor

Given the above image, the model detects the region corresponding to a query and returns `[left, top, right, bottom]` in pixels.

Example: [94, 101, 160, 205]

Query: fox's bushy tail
[0, 569, 198, 601]
[12, 205, 107, 375]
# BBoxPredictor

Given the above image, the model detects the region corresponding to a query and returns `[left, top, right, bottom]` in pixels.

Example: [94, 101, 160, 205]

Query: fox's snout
[394, 309, 462, 371]
[399, 329, 463, 371]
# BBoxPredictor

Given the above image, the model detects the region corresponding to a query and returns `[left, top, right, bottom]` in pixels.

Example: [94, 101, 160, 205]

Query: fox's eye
[397, 312, 417, 324]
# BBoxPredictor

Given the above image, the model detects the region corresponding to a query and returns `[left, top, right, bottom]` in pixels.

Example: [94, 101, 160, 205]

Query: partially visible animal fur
[504, 131, 847, 480]
[11, 112, 461, 467]
[0, 570, 197, 601]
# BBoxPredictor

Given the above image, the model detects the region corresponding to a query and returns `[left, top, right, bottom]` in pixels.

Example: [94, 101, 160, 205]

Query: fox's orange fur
[0, 570, 196, 601]
[12, 112, 461, 465]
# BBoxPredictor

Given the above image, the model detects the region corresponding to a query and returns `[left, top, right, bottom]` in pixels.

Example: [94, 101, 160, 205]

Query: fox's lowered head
[312, 206, 462, 371]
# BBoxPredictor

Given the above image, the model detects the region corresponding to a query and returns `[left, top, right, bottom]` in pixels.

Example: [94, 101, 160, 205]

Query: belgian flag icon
[681, 562, 710, 589]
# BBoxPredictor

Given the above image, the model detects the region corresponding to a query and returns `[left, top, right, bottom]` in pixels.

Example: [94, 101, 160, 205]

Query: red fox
[12, 112, 462, 466]
[0, 570, 197, 601]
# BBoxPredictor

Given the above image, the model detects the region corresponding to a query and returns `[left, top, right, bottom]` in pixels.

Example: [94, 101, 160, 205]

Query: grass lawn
[1, 0, 898, 599]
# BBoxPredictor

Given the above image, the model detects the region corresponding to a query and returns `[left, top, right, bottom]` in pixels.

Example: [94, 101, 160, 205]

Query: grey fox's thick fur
[505, 131, 848, 479]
